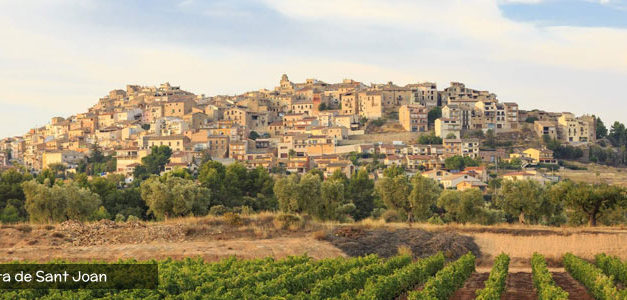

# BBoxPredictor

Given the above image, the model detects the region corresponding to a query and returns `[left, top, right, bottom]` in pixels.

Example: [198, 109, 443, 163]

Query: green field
[1, 252, 626, 300]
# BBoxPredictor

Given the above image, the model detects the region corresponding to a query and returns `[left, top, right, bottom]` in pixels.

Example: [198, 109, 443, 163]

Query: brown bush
[224, 212, 243, 226]
[312, 230, 328, 241]
[51, 232, 65, 239]
[382, 210, 402, 223]
[183, 225, 210, 237]
[273, 214, 302, 230]
[16, 224, 32, 233]
[44, 225, 55, 231]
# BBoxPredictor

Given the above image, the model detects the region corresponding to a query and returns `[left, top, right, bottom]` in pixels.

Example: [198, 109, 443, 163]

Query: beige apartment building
[435, 118, 461, 138]
[399, 105, 428, 132]
[532, 113, 595, 143]
[41, 150, 86, 169]
[442, 104, 474, 130]
[340, 92, 358, 116]
[406, 82, 439, 108]
[443, 139, 479, 158]
[357, 91, 383, 119]
[142, 135, 190, 152]
[557, 113, 595, 143]
[534, 121, 558, 140]
[164, 99, 195, 118]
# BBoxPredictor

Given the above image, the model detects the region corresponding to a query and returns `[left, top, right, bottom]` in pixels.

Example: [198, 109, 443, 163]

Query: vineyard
[1, 252, 627, 299]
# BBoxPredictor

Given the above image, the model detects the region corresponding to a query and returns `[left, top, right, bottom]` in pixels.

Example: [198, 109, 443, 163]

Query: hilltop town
[0, 74, 606, 187]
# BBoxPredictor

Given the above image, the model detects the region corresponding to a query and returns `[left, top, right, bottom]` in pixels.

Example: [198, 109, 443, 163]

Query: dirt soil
[326, 226, 480, 260]
[1, 237, 345, 263]
[0, 218, 344, 262]
[449, 272, 489, 300]
[551, 271, 595, 300]
[501, 272, 537, 300]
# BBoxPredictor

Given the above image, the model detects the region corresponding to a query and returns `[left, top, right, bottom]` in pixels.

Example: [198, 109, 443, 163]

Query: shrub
[427, 215, 444, 225]
[209, 205, 229, 216]
[563, 253, 624, 300]
[531, 253, 568, 300]
[16, 224, 32, 233]
[357, 253, 445, 300]
[382, 210, 402, 223]
[595, 253, 627, 286]
[115, 213, 126, 223]
[273, 213, 302, 230]
[126, 215, 140, 222]
[223, 212, 243, 226]
[408, 252, 476, 300]
[476, 253, 510, 300]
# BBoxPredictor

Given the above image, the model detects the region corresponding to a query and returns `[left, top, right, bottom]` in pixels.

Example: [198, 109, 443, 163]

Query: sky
[1, 0, 626, 138]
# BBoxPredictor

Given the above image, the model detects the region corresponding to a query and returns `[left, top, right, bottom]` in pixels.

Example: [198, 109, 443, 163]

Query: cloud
[0, 0, 626, 137]
[498, 0, 545, 3]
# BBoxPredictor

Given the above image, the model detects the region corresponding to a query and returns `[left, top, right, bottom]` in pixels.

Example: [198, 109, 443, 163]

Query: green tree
[247, 167, 277, 211]
[140, 176, 211, 220]
[198, 160, 227, 206]
[563, 183, 625, 226]
[319, 179, 345, 220]
[36, 169, 56, 186]
[223, 162, 251, 206]
[22, 180, 101, 223]
[595, 116, 608, 139]
[609, 121, 627, 147]
[274, 174, 301, 213]
[0, 204, 20, 223]
[445, 156, 465, 170]
[77, 144, 116, 175]
[525, 116, 538, 123]
[375, 175, 411, 221]
[485, 129, 496, 148]
[88, 175, 147, 219]
[141, 146, 173, 175]
[248, 131, 260, 140]
[427, 107, 442, 125]
[133, 165, 150, 182]
[497, 179, 546, 224]
[307, 168, 325, 181]
[347, 168, 375, 220]
[417, 133, 442, 145]
[408, 175, 441, 222]
[0, 168, 32, 220]
[383, 164, 405, 178]
[298, 173, 322, 215]
[437, 189, 483, 224]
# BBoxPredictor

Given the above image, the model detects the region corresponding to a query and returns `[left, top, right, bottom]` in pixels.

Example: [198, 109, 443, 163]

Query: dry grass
[397, 245, 413, 256]
[473, 231, 627, 267]
[558, 162, 627, 187]
[51, 232, 65, 239]
[15, 224, 32, 233]
[356, 219, 627, 234]
[354, 219, 627, 267]
[311, 230, 328, 241]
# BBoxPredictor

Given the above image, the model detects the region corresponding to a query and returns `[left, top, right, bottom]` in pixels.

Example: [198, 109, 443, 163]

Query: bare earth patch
[449, 272, 489, 300]
[551, 270, 595, 300]
[501, 272, 537, 300]
[0, 237, 345, 263]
